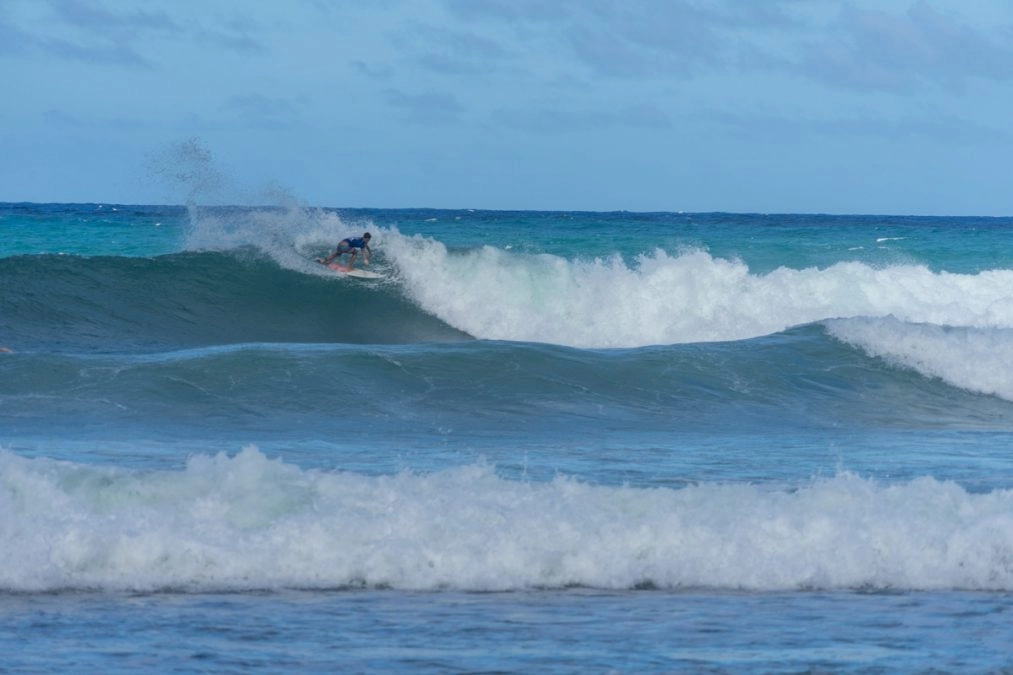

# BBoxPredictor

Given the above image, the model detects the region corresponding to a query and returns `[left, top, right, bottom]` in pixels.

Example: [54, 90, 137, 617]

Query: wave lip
[2, 447, 1011, 593]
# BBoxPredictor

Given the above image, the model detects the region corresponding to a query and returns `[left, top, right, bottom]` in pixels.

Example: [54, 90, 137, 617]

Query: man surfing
[318, 232, 372, 270]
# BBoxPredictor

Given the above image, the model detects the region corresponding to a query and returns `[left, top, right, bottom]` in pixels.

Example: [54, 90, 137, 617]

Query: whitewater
[385, 232, 1013, 347]
[3, 447, 1012, 593]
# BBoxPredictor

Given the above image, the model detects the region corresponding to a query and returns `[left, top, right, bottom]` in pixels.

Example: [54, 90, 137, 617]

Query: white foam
[381, 231, 1013, 347]
[2, 446, 1011, 592]
[827, 317, 1013, 401]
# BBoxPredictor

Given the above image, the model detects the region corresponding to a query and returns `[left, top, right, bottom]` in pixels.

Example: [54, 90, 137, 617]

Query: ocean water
[2, 201, 1013, 671]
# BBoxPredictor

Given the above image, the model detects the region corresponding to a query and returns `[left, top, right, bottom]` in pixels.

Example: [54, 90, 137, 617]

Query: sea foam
[381, 231, 1013, 348]
[2, 446, 1011, 593]
[827, 316, 1013, 402]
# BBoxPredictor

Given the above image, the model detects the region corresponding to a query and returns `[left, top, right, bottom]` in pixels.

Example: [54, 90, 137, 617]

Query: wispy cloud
[4, 0, 267, 68]
[383, 88, 464, 124]
[699, 106, 1009, 144]
[351, 60, 395, 80]
[395, 20, 515, 79]
[436, 0, 1013, 93]
[798, 1, 1013, 92]
[222, 94, 302, 129]
[43, 0, 182, 67]
[492, 102, 671, 133]
[0, 16, 38, 56]
[41, 107, 149, 130]
[50, 0, 179, 34]
[441, 0, 790, 79]
[0, 1, 154, 66]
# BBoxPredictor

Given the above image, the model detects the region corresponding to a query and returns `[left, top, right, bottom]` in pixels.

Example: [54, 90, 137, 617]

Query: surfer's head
[363, 232, 372, 240]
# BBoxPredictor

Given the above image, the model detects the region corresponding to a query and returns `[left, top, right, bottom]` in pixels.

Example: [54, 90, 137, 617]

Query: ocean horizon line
[2, 200, 1010, 220]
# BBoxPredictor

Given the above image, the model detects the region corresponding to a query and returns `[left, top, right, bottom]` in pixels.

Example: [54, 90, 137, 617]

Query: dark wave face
[5, 326, 1013, 448]
[0, 251, 469, 352]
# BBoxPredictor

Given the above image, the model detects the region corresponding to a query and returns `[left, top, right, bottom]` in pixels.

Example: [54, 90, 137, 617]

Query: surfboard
[321, 261, 385, 279]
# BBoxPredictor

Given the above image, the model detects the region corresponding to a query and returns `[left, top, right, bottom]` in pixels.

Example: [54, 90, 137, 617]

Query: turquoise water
[2, 202, 1013, 671]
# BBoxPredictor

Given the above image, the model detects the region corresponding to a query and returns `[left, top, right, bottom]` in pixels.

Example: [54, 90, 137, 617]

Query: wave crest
[384, 230, 1013, 347]
[828, 317, 1013, 401]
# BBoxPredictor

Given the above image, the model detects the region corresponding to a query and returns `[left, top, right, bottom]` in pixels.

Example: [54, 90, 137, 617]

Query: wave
[828, 317, 1013, 402]
[8, 202, 1013, 357]
[1, 446, 1011, 593]
[4, 330, 1012, 443]
[0, 251, 468, 351]
[382, 232, 1013, 348]
[168, 204, 1013, 350]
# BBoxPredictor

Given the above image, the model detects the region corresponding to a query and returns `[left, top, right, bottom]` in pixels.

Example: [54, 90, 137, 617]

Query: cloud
[699, 106, 1009, 145]
[222, 94, 302, 129]
[2, 0, 267, 68]
[0, 1, 154, 66]
[351, 60, 395, 80]
[40, 107, 149, 130]
[382, 89, 464, 124]
[40, 0, 181, 66]
[394, 20, 516, 80]
[42, 36, 154, 68]
[441, 0, 728, 79]
[437, 0, 1013, 93]
[443, 0, 568, 23]
[492, 103, 671, 133]
[310, 0, 401, 12]
[709, 0, 810, 29]
[790, 1, 1013, 92]
[50, 0, 179, 34]
[440, 0, 810, 80]
[572, 1, 731, 77]
[0, 14, 36, 56]
[191, 26, 266, 55]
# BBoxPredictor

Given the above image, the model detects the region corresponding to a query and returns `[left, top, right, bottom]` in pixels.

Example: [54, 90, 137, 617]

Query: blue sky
[2, 0, 1012, 214]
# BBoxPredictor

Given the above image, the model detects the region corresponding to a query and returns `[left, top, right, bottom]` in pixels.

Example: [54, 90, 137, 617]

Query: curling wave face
[0, 251, 468, 351]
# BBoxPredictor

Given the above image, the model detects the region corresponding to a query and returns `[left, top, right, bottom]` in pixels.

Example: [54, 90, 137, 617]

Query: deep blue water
[2, 202, 1013, 671]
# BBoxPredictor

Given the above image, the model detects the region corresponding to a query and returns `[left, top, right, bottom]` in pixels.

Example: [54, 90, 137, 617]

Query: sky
[2, 0, 1013, 215]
